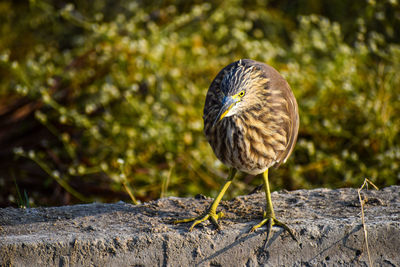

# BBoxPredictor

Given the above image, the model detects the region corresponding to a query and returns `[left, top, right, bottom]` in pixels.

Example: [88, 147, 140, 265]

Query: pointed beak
[212, 96, 237, 127]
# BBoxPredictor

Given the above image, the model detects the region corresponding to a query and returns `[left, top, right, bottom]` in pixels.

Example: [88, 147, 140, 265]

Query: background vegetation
[0, 0, 399, 207]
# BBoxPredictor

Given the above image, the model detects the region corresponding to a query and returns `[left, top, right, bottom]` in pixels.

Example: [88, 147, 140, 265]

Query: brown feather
[203, 59, 299, 175]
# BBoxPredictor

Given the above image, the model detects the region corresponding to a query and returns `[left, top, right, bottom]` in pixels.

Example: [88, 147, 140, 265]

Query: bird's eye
[239, 90, 245, 97]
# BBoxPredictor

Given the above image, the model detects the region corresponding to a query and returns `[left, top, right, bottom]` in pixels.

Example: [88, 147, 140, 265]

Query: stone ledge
[1, 186, 399, 266]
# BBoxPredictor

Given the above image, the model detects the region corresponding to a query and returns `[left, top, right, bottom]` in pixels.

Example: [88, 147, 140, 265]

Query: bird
[175, 59, 299, 242]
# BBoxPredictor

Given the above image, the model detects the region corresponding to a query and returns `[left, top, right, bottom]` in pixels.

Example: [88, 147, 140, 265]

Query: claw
[174, 169, 237, 232]
[189, 214, 210, 231]
[273, 218, 297, 242]
[250, 215, 297, 243]
[175, 210, 223, 231]
[174, 217, 196, 224]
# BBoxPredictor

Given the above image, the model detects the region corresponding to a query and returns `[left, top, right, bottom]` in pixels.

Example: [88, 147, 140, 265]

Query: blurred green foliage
[0, 0, 399, 206]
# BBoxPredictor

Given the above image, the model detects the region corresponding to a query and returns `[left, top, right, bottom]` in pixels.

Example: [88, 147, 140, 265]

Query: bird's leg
[250, 169, 297, 242]
[174, 168, 237, 231]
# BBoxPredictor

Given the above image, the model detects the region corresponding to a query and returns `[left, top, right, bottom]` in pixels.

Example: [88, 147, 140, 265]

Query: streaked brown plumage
[203, 59, 299, 175]
[175, 59, 299, 242]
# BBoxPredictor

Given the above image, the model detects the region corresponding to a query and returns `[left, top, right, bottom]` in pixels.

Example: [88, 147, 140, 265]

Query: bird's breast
[205, 115, 282, 175]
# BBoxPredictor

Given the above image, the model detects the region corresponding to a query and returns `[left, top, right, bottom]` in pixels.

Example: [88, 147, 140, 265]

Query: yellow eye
[239, 90, 245, 97]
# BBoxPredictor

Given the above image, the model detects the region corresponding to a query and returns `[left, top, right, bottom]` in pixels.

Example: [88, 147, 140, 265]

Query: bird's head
[212, 60, 261, 127]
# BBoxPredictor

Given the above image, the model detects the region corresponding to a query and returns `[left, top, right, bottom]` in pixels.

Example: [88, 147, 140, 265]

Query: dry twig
[357, 178, 379, 267]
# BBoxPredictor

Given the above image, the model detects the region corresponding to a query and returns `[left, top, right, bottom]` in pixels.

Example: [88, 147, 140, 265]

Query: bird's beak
[212, 96, 238, 127]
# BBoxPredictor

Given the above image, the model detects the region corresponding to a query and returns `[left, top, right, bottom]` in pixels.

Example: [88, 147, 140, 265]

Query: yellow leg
[174, 168, 237, 231]
[250, 169, 297, 242]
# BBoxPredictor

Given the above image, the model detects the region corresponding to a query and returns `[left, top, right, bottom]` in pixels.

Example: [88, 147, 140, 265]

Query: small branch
[123, 181, 138, 205]
[357, 178, 379, 267]
[118, 158, 138, 205]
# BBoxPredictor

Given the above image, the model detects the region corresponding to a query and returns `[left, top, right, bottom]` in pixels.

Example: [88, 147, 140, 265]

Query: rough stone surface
[1, 186, 399, 266]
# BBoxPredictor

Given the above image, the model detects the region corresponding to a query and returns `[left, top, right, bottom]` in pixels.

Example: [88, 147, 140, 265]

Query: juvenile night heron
[176, 59, 299, 241]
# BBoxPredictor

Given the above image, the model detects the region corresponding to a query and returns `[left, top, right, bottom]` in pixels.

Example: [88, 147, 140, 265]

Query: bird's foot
[174, 210, 224, 231]
[250, 212, 297, 242]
